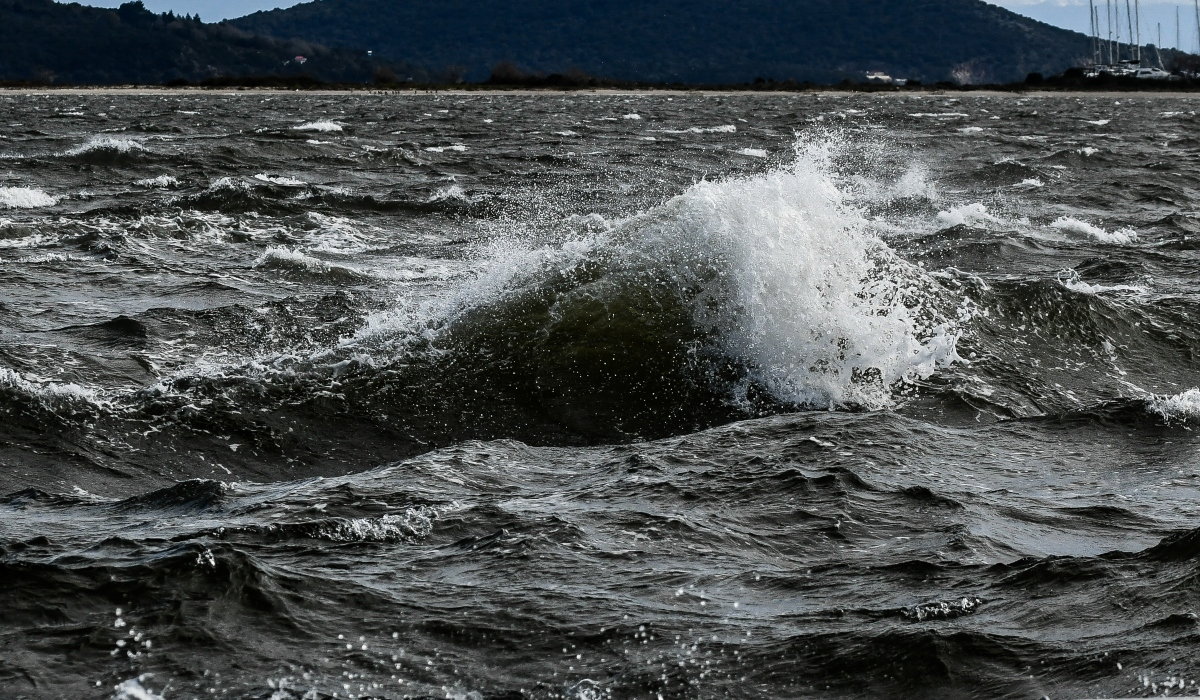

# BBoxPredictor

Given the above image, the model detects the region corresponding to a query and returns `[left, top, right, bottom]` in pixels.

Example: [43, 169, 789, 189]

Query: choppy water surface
[3, 89, 1200, 699]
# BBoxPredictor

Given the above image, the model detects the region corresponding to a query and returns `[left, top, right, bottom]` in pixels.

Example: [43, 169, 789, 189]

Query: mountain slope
[0, 0, 380, 84]
[231, 0, 1093, 84]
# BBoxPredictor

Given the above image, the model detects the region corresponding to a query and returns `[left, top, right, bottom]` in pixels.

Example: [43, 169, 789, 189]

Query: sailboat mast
[1108, 0, 1118, 61]
[1108, 0, 1114, 63]
[1158, 22, 1165, 69]
[1126, 0, 1134, 62]
[1135, 0, 1141, 63]
[1089, 0, 1096, 64]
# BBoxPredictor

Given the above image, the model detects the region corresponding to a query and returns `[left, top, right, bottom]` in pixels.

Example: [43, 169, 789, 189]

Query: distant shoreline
[4, 86, 1200, 98]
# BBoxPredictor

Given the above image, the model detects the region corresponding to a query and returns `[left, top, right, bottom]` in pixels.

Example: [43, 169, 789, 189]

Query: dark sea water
[2, 89, 1200, 700]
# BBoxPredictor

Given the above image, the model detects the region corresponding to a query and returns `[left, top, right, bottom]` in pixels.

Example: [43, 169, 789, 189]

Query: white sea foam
[664, 125, 737, 134]
[292, 119, 343, 132]
[958, 126, 983, 134]
[254, 173, 306, 186]
[255, 246, 367, 280]
[622, 113, 642, 120]
[255, 246, 330, 271]
[0, 367, 103, 410]
[112, 677, 164, 700]
[1084, 119, 1111, 126]
[318, 506, 440, 542]
[428, 184, 482, 204]
[1018, 178, 1044, 188]
[64, 135, 145, 157]
[0, 187, 57, 209]
[1148, 388, 1200, 422]
[1050, 217, 1136, 244]
[135, 175, 179, 188]
[0, 233, 58, 249]
[1058, 270, 1148, 296]
[359, 135, 961, 410]
[424, 144, 468, 153]
[1079, 147, 1100, 156]
[936, 203, 1000, 228]
[736, 148, 768, 158]
[302, 212, 378, 255]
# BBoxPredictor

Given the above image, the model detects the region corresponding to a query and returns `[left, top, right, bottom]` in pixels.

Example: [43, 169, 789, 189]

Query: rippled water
[3, 89, 1200, 699]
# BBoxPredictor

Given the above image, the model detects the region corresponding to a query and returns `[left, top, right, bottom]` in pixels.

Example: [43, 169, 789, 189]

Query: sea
[1, 89, 1199, 700]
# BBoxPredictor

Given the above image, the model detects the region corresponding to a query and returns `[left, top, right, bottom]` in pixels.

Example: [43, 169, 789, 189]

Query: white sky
[64, 0, 1200, 51]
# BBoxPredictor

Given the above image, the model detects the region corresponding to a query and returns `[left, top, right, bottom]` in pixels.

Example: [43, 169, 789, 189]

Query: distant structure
[1085, 0, 1171, 78]
[863, 71, 907, 85]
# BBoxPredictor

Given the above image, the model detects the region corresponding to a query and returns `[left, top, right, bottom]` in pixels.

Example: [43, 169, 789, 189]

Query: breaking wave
[292, 119, 343, 132]
[63, 135, 147, 163]
[1148, 389, 1200, 422]
[0, 187, 57, 209]
[358, 136, 961, 412]
[1050, 216, 1137, 244]
[254, 246, 369, 282]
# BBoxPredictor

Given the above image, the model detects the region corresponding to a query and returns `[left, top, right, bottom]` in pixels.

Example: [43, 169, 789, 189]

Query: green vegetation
[3, 0, 1176, 88]
[232, 0, 1094, 85]
[0, 0, 385, 84]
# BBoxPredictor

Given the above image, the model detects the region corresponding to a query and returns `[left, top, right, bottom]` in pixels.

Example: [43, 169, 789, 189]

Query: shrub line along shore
[4, 86, 1200, 98]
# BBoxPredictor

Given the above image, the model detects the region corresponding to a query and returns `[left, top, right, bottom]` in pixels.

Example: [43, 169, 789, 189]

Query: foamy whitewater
[2, 91, 1200, 700]
[0, 186, 57, 209]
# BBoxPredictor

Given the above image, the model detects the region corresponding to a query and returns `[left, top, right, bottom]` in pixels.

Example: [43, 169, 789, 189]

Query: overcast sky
[69, 0, 1200, 51]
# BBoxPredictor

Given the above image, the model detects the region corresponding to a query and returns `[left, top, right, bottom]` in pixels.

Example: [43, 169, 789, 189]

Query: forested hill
[231, 0, 1093, 84]
[0, 0, 380, 84]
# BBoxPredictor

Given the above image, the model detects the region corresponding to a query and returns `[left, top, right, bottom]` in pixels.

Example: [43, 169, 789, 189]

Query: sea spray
[357, 135, 961, 410]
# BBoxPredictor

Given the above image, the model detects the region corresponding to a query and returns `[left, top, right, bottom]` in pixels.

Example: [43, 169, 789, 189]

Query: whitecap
[1148, 389, 1200, 422]
[1057, 270, 1147, 295]
[64, 134, 145, 157]
[135, 175, 179, 188]
[291, 119, 343, 132]
[112, 677, 165, 700]
[736, 148, 768, 158]
[254, 173, 306, 186]
[664, 125, 737, 134]
[316, 506, 441, 543]
[0, 187, 57, 209]
[936, 203, 1000, 228]
[254, 246, 368, 281]
[1050, 216, 1136, 244]
[0, 367, 103, 410]
[358, 134, 962, 411]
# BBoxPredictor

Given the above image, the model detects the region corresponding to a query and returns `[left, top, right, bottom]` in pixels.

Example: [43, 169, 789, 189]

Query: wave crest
[0, 187, 57, 209]
[360, 135, 961, 411]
